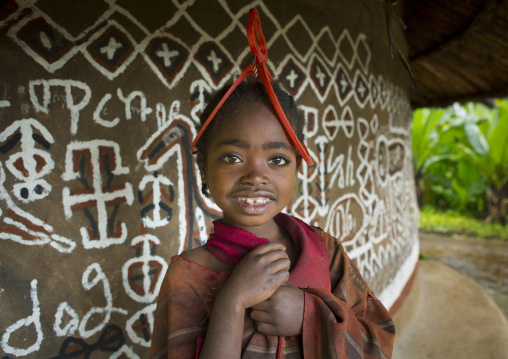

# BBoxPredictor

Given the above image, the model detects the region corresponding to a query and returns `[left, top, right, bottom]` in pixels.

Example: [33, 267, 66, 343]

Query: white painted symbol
[326, 142, 355, 192]
[139, 173, 173, 228]
[29, 79, 92, 135]
[195, 206, 208, 244]
[339, 72, 349, 90]
[357, 80, 367, 98]
[206, 50, 222, 74]
[156, 43, 179, 67]
[54, 302, 79, 336]
[190, 80, 212, 123]
[0, 100, 10, 108]
[315, 65, 326, 87]
[286, 69, 299, 88]
[137, 100, 219, 253]
[62, 140, 134, 249]
[100, 37, 123, 60]
[0, 119, 55, 202]
[93, 93, 120, 128]
[122, 234, 168, 303]
[125, 303, 157, 348]
[1, 280, 43, 356]
[40, 31, 52, 49]
[0, 162, 76, 252]
[79, 263, 127, 338]
[292, 147, 319, 222]
[53, 263, 127, 339]
[324, 194, 366, 249]
[117, 88, 153, 122]
[110, 344, 141, 359]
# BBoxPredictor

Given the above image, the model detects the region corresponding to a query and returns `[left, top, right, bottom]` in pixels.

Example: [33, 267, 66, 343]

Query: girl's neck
[222, 217, 282, 242]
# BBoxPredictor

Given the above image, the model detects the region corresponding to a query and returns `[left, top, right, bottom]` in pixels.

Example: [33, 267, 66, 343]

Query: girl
[149, 78, 395, 359]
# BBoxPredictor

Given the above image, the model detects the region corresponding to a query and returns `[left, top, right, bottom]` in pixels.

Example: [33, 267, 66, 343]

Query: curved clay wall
[0, 0, 418, 357]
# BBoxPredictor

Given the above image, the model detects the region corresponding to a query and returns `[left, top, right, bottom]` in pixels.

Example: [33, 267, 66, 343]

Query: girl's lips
[233, 196, 275, 214]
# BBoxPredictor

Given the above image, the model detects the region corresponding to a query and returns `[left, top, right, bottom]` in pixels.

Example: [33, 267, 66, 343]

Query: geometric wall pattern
[0, 0, 418, 357]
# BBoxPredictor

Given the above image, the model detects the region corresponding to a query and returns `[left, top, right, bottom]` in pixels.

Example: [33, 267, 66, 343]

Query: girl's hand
[249, 283, 304, 336]
[219, 242, 290, 309]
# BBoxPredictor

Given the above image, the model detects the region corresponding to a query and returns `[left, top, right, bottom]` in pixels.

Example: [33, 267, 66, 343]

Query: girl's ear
[197, 156, 211, 198]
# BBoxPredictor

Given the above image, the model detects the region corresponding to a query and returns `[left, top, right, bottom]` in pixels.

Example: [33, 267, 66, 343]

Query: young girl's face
[201, 102, 298, 232]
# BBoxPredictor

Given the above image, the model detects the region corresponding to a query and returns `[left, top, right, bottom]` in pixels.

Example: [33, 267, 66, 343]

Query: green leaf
[488, 104, 508, 167]
[465, 123, 489, 155]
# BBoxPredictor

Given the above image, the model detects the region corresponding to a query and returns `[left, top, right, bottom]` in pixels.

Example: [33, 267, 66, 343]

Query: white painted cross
[206, 50, 222, 74]
[286, 69, 299, 88]
[156, 43, 179, 67]
[357, 80, 367, 98]
[315, 65, 327, 88]
[339, 73, 349, 90]
[100, 37, 123, 60]
[62, 140, 134, 249]
[139, 173, 173, 228]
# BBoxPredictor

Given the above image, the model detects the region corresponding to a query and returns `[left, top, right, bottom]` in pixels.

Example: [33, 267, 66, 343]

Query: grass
[419, 206, 508, 240]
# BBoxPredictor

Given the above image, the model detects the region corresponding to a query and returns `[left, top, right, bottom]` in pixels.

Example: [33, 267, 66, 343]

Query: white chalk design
[79, 263, 127, 338]
[122, 234, 168, 303]
[110, 344, 141, 359]
[117, 88, 153, 123]
[62, 140, 134, 249]
[1, 280, 43, 356]
[53, 302, 80, 337]
[0, 118, 54, 203]
[0, 162, 76, 253]
[137, 100, 220, 253]
[139, 173, 173, 229]
[53, 264, 127, 339]
[28, 79, 91, 135]
[125, 303, 157, 348]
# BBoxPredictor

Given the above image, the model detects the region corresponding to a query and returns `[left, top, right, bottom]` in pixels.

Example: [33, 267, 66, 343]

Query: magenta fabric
[206, 213, 330, 290]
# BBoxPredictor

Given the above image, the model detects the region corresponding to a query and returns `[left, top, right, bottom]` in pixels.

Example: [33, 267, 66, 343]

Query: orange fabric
[150, 219, 394, 358]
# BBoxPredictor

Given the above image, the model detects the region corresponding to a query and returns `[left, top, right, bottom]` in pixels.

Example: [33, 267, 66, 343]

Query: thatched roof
[403, 0, 508, 108]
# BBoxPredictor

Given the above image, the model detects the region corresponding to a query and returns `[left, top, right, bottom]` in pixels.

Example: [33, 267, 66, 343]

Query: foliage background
[412, 98, 508, 225]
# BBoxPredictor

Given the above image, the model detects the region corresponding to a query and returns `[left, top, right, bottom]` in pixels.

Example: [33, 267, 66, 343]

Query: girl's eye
[269, 156, 289, 166]
[220, 155, 241, 164]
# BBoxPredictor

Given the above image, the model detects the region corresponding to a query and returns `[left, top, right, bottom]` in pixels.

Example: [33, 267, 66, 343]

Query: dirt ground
[419, 230, 508, 318]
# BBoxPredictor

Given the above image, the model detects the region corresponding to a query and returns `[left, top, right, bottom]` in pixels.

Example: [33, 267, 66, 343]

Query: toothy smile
[236, 197, 272, 205]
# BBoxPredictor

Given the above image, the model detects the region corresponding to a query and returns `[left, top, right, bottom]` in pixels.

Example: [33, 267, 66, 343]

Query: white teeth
[238, 197, 270, 205]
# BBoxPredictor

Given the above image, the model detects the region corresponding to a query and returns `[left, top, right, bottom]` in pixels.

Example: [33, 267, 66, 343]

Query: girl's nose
[240, 160, 269, 186]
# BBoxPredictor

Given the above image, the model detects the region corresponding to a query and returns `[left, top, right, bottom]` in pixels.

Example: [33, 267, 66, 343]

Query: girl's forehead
[222, 103, 285, 133]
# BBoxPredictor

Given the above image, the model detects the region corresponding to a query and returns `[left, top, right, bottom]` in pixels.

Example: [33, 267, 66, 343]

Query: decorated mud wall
[0, 0, 419, 357]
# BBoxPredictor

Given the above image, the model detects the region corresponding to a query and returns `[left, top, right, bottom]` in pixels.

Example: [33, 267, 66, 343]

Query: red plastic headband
[190, 8, 313, 166]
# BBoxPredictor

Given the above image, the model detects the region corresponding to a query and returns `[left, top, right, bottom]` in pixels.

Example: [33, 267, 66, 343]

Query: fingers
[224, 242, 290, 309]
[244, 242, 290, 276]
[250, 308, 271, 323]
[253, 243, 290, 268]
[250, 242, 289, 265]
[250, 298, 270, 311]
[253, 321, 280, 336]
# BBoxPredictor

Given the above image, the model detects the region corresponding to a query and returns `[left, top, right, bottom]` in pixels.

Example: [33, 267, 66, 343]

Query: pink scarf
[206, 213, 330, 289]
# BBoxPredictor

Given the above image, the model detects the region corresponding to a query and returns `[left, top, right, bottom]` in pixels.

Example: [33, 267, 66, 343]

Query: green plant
[456, 99, 508, 224]
[412, 107, 449, 206]
[411, 106, 487, 213]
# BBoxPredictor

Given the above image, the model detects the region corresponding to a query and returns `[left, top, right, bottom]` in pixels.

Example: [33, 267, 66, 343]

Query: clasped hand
[219, 242, 304, 337]
[250, 283, 304, 336]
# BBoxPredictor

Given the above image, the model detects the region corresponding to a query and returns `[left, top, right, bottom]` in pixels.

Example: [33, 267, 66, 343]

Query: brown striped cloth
[150, 216, 394, 358]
